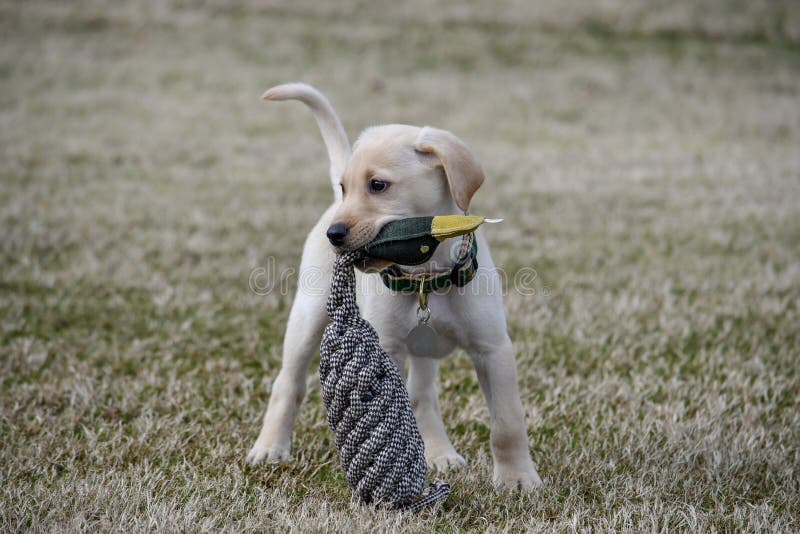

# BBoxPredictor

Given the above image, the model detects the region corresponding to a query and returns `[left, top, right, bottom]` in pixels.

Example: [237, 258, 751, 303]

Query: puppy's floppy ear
[414, 127, 485, 212]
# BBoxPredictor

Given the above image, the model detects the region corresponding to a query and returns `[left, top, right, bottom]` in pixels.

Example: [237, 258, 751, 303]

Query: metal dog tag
[406, 308, 450, 358]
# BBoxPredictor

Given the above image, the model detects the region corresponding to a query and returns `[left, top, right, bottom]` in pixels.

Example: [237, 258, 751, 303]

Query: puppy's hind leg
[247, 219, 333, 465]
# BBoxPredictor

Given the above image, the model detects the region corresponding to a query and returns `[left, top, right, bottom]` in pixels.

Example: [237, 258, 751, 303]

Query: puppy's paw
[493, 465, 543, 492]
[426, 451, 466, 472]
[246, 441, 291, 465]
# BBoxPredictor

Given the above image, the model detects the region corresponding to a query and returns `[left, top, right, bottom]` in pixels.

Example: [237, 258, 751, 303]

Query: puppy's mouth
[330, 216, 404, 271]
[330, 243, 392, 272]
[354, 255, 393, 273]
[330, 223, 378, 253]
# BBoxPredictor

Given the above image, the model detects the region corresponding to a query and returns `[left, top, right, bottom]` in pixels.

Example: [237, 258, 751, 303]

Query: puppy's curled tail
[263, 83, 351, 202]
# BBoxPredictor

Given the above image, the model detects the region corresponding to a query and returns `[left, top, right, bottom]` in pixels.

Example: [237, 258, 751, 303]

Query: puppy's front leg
[247, 220, 334, 465]
[408, 356, 466, 472]
[247, 284, 328, 464]
[467, 337, 543, 491]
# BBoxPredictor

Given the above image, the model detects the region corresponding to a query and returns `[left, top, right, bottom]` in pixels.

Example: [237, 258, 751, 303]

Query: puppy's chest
[362, 292, 462, 345]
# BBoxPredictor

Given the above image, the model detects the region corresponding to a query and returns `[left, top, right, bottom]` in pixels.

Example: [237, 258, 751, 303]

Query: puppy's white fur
[247, 83, 542, 491]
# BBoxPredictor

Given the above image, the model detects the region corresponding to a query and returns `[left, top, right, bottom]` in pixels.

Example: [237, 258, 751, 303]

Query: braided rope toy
[319, 249, 450, 511]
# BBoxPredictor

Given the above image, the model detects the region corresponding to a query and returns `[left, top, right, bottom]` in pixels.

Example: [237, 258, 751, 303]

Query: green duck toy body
[363, 215, 497, 265]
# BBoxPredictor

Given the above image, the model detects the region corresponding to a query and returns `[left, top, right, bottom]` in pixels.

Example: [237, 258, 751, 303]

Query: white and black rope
[319, 250, 450, 511]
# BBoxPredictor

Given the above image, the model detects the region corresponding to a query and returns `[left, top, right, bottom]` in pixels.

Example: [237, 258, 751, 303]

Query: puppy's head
[326, 124, 485, 270]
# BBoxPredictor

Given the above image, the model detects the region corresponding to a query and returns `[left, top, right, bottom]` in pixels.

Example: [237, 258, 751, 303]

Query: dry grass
[2, 0, 799, 531]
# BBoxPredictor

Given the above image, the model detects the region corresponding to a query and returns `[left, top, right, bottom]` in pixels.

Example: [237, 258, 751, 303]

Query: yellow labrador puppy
[247, 83, 542, 491]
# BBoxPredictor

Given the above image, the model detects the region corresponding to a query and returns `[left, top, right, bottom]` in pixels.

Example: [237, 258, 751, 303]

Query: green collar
[380, 233, 478, 293]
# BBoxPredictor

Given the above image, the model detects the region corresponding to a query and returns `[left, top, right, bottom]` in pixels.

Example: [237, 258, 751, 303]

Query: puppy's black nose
[326, 223, 349, 246]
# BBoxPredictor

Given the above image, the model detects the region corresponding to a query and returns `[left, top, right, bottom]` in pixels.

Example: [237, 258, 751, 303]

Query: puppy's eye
[369, 179, 389, 193]
[340, 183, 346, 195]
